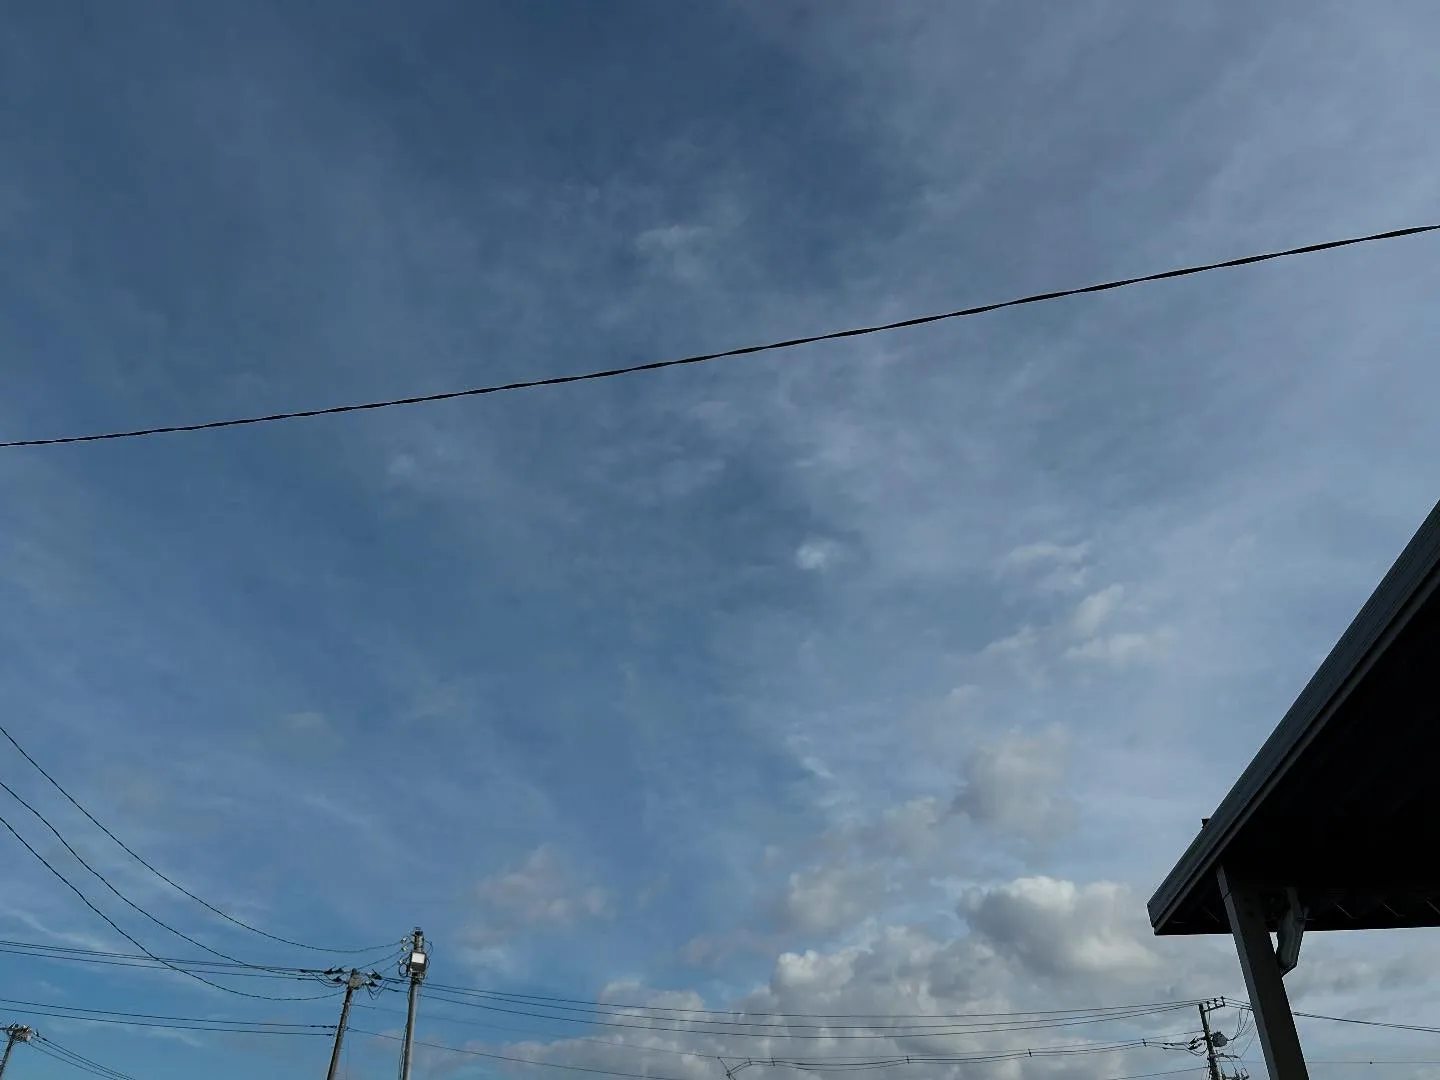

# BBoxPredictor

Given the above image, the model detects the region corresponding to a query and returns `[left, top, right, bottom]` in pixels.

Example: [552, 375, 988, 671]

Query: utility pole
[398, 928, 429, 1080]
[1199, 1001, 1224, 1080]
[0, 1025, 34, 1080]
[1198, 1002, 1244, 1080]
[324, 969, 381, 1080]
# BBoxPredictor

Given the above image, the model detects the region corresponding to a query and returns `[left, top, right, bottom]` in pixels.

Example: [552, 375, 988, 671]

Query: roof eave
[1147, 498, 1440, 935]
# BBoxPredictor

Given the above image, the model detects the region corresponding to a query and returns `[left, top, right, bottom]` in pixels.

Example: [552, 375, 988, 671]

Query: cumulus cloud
[465, 845, 610, 947]
[459, 873, 1240, 1080]
[463, 878, 1440, 1080]
[772, 863, 877, 936]
[961, 878, 1163, 983]
[951, 728, 1070, 839]
[759, 795, 951, 939]
[706, 730, 1075, 953]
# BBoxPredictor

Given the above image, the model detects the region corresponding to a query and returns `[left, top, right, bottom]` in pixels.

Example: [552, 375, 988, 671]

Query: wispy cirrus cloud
[3, 4, 1440, 1080]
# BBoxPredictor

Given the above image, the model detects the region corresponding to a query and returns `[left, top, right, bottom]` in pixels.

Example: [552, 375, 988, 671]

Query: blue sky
[3, 3, 1440, 1080]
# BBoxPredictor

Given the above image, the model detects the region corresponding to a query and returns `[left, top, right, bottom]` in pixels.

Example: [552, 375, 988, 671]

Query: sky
[2, 2, 1440, 1080]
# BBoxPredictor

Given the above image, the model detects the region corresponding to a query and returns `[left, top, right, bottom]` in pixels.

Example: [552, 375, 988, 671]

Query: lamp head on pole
[401, 927, 428, 981]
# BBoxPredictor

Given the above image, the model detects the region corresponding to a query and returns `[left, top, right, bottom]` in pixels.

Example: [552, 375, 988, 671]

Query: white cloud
[11, 7, 1440, 1077]
[466, 845, 610, 947]
[1001, 541, 1090, 573]
[460, 874, 1240, 1080]
[795, 537, 845, 572]
[964, 569, 1170, 689]
[715, 735, 1076, 951]
[1070, 584, 1125, 639]
[284, 710, 329, 734]
[774, 864, 878, 936]
[635, 223, 711, 253]
[951, 728, 1070, 839]
[1064, 629, 1172, 668]
[635, 223, 716, 284]
[998, 542, 1094, 596]
[960, 878, 1163, 982]
[461, 873, 1440, 1080]
[761, 794, 953, 939]
[973, 625, 1049, 690]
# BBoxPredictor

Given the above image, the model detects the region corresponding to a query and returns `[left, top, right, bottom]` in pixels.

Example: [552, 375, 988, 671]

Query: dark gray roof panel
[1148, 496, 1440, 935]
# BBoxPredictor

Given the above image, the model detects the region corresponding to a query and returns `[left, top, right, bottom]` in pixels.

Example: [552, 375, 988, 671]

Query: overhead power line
[353, 1028, 1193, 1080]
[0, 938, 353, 980]
[353, 999, 1198, 1064]
[352, 1028, 698, 1080]
[721, 1038, 1189, 1073]
[2, 994, 332, 1035]
[350, 1000, 736, 1063]
[30, 1036, 138, 1080]
[10, 1013, 327, 1037]
[1230, 1055, 1440, 1069]
[406, 987, 1194, 1040]
[0, 722, 392, 956]
[1, 224, 1434, 451]
[425, 983, 1202, 1022]
[0, 774, 303, 974]
[1229, 1000, 1440, 1037]
[0, 808, 338, 1002]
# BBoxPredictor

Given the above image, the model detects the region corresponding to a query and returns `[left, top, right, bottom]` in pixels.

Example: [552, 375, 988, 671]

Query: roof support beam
[1220, 865, 1308, 1080]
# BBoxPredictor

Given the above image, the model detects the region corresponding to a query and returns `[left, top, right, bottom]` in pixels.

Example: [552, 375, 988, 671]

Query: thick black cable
[0, 808, 339, 1002]
[0, 722, 391, 955]
[2, 224, 1434, 450]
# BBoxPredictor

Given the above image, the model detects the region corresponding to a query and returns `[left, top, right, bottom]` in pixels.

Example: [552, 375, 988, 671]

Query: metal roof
[1148, 496, 1440, 935]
